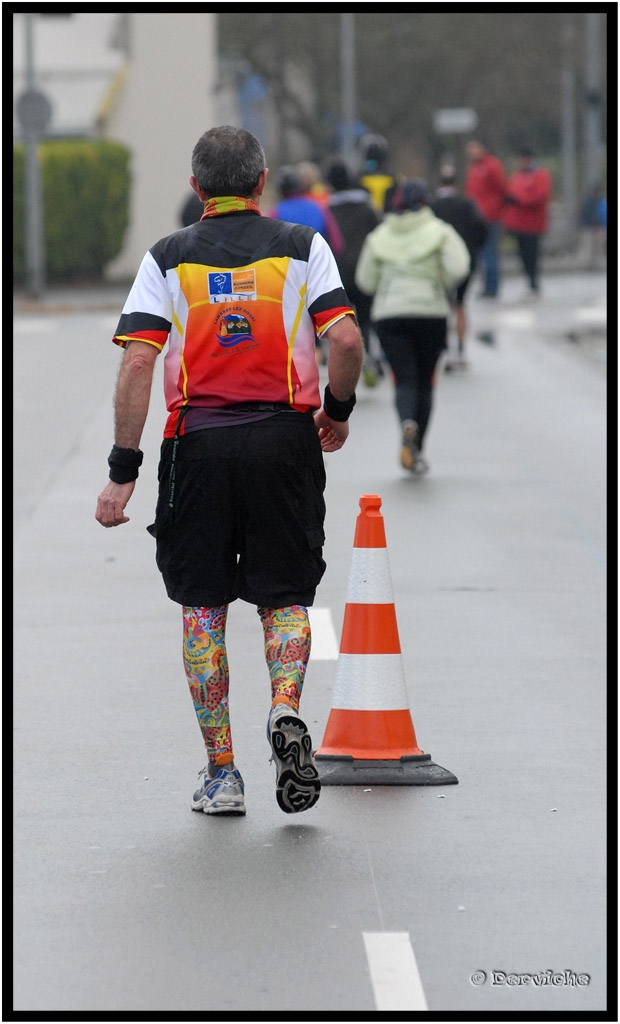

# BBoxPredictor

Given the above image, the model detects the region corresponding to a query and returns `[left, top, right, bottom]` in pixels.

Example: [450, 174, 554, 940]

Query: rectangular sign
[433, 108, 478, 134]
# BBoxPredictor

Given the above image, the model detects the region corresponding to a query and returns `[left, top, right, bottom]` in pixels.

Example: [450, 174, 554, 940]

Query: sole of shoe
[400, 446, 416, 470]
[400, 423, 419, 471]
[269, 711, 321, 814]
[203, 802, 246, 816]
[191, 796, 246, 815]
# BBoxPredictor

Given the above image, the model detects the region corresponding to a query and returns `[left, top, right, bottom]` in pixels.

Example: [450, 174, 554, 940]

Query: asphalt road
[12, 271, 609, 1015]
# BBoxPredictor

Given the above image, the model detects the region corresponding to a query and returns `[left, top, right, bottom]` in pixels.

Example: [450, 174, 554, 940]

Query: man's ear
[190, 175, 207, 200]
[254, 168, 269, 198]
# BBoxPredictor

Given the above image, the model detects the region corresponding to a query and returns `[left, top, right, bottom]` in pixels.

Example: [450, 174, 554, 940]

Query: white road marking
[363, 932, 428, 1011]
[14, 315, 120, 332]
[99, 315, 122, 331]
[13, 319, 56, 334]
[308, 606, 339, 660]
[575, 305, 606, 323]
[495, 310, 536, 330]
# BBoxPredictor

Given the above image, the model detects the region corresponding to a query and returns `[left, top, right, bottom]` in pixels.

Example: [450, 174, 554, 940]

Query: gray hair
[191, 125, 266, 198]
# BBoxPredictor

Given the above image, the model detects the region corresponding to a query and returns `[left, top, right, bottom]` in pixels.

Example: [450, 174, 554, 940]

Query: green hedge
[13, 139, 131, 283]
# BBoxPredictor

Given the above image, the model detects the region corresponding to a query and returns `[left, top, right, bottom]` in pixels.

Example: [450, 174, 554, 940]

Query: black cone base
[315, 752, 458, 786]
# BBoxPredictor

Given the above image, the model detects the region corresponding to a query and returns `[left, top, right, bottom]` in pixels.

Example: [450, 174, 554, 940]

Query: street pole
[583, 11, 604, 192]
[340, 13, 355, 160]
[271, 13, 286, 168]
[23, 13, 45, 299]
[561, 19, 578, 247]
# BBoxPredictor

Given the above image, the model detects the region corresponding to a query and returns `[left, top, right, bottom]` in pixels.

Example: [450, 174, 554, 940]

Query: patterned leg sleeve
[182, 605, 234, 768]
[258, 605, 312, 713]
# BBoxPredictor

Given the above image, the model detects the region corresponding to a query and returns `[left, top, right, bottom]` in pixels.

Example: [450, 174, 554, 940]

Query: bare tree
[218, 11, 607, 184]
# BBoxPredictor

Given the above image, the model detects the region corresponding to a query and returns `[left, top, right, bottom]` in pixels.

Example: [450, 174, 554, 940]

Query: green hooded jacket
[354, 207, 470, 320]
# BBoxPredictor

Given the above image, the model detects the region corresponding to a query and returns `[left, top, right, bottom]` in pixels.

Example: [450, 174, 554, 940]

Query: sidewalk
[13, 279, 131, 315]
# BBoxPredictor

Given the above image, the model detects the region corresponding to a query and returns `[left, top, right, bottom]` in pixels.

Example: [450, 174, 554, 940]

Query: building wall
[103, 13, 217, 282]
[13, 12, 124, 139]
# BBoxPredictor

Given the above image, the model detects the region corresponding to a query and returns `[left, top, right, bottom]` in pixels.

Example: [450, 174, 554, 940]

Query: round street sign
[16, 89, 53, 132]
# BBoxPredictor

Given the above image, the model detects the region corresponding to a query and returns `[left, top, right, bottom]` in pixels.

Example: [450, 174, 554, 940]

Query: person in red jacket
[501, 148, 552, 297]
[464, 139, 507, 298]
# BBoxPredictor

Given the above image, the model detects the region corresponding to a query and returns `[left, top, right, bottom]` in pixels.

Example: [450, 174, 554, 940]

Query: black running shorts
[147, 412, 327, 608]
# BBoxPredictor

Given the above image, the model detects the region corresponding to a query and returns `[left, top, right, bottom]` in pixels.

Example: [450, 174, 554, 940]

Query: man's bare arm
[324, 314, 363, 400]
[113, 341, 159, 448]
[314, 315, 363, 452]
[95, 341, 159, 527]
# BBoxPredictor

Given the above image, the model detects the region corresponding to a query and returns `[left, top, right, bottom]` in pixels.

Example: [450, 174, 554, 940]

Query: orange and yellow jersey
[113, 202, 355, 438]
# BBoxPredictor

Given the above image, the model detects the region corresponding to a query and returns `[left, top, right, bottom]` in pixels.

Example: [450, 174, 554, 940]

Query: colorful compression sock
[258, 605, 312, 712]
[182, 606, 234, 771]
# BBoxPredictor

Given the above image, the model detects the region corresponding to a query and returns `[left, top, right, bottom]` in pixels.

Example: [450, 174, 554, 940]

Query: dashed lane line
[307, 606, 339, 660]
[363, 932, 429, 1011]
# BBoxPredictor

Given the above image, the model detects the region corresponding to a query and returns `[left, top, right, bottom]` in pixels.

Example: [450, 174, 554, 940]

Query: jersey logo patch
[216, 313, 254, 347]
[208, 269, 257, 302]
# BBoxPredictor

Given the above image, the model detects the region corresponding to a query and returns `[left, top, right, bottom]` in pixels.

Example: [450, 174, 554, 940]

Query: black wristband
[323, 384, 356, 422]
[108, 444, 144, 484]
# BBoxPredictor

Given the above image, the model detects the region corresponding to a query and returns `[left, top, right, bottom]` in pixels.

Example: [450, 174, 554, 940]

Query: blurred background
[13, 11, 608, 292]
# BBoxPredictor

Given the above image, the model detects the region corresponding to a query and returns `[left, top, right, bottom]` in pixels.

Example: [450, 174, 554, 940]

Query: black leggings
[346, 283, 374, 353]
[513, 232, 541, 290]
[374, 317, 447, 450]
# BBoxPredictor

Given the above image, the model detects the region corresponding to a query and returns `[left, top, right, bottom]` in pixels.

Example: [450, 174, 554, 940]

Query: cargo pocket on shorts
[304, 523, 327, 591]
[146, 438, 175, 540]
[305, 525, 325, 551]
[146, 504, 171, 541]
[147, 409, 188, 540]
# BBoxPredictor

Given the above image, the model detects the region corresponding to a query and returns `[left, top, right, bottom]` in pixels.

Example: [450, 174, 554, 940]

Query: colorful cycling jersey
[113, 203, 355, 438]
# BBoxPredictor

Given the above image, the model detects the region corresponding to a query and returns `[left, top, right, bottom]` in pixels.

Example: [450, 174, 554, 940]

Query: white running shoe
[412, 453, 430, 475]
[191, 765, 246, 815]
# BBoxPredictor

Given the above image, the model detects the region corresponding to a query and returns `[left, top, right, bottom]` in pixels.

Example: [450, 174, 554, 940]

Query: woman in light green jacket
[355, 178, 469, 474]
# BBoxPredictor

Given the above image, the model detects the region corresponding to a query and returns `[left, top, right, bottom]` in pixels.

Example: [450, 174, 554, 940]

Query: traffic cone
[315, 494, 458, 786]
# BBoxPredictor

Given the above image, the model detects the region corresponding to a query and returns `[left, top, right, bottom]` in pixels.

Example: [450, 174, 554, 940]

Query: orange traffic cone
[315, 494, 458, 786]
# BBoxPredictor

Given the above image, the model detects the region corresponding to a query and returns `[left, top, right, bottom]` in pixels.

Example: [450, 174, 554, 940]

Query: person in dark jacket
[179, 190, 205, 226]
[325, 157, 383, 385]
[431, 165, 489, 369]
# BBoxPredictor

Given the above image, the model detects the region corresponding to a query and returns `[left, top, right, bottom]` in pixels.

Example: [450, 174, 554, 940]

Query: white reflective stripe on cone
[346, 548, 395, 603]
[332, 653, 410, 710]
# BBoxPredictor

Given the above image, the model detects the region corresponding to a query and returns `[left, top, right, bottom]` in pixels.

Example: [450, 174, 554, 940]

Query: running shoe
[400, 420, 419, 471]
[444, 357, 468, 373]
[412, 453, 430, 475]
[266, 704, 321, 814]
[362, 362, 378, 388]
[191, 765, 246, 815]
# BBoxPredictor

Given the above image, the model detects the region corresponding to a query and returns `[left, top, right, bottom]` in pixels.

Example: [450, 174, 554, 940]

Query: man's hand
[314, 409, 350, 451]
[96, 480, 136, 527]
